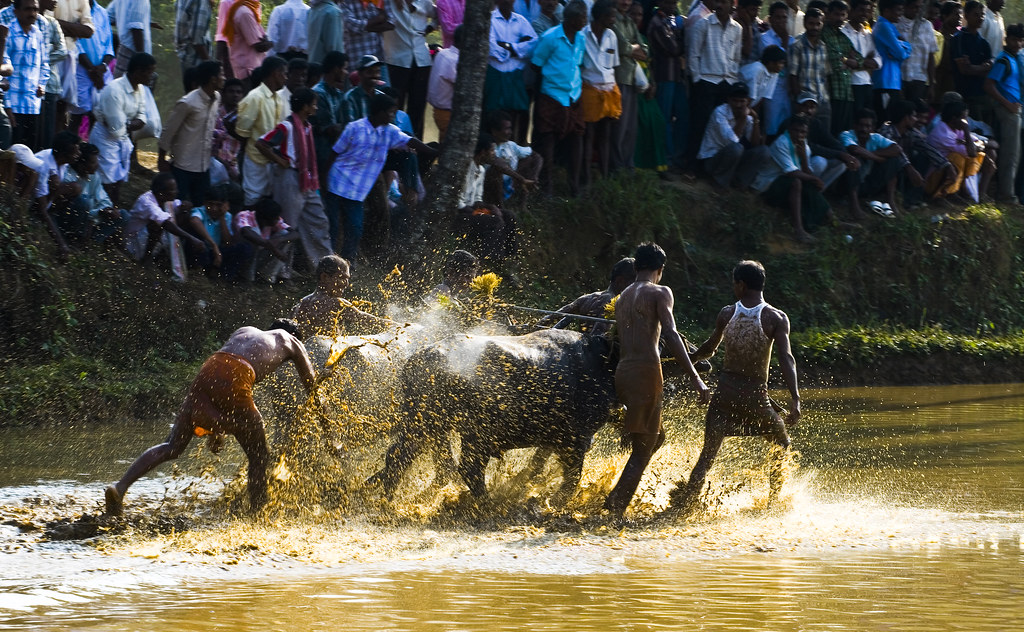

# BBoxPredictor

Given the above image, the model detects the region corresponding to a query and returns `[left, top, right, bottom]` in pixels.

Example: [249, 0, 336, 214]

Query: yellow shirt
[235, 83, 287, 165]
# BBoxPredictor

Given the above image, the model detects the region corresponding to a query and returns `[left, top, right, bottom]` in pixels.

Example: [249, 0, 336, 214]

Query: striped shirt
[327, 118, 411, 201]
[788, 33, 830, 103]
[489, 9, 537, 73]
[175, 0, 214, 62]
[897, 16, 938, 83]
[4, 21, 50, 115]
[342, 0, 385, 61]
[688, 13, 742, 85]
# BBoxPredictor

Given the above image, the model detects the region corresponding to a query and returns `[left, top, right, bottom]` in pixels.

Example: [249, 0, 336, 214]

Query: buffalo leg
[366, 430, 422, 496]
[552, 445, 586, 505]
[457, 436, 489, 497]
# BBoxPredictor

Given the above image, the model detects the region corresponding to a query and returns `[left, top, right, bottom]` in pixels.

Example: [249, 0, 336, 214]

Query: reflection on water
[0, 383, 1022, 631]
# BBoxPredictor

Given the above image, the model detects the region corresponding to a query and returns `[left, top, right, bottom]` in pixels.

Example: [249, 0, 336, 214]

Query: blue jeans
[329, 194, 364, 262]
[655, 81, 688, 168]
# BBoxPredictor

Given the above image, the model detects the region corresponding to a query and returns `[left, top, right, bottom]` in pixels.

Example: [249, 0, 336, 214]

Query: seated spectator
[234, 197, 298, 283]
[427, 250, 481, 304]
[256, 87, 334, 273]
[460, 134, 536, 210]
[795, 92, 863, 178]
[696, 82, 770, 190]
[927, 98, 995, 202]
[124, 172, 206, 265]
[211, 78, 245, 183]
[5, 144, 42, 202]
[752, 115, 840, 243]
[983, 22, 1023, 205]
[841, 107, 923, 217]
[61, 142, 127, 247]
[486, 110, 543, 202]
[184, 182, 248, 277]
[740, 45, 788, 132]
[878, 99, 957, 207]
[33, 131, 83, 260]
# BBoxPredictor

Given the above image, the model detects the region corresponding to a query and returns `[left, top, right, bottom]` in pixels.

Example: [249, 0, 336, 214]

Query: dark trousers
[830, 99, 854, 137]
[171, 165, 211, 206]
[902, 80, 929, 104]
[688, 80, 731, 165]
[387, 63, 431, 139]
[873, 88, 901, 122]
[325, 192, 365, 263]
[852, 84, 873, 115]
[40, 93, 58, 150]
[12, 113, 39, 150]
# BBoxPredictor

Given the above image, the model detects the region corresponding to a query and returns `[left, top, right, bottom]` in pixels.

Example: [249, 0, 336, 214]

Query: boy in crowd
[758, 3, 795, 137]
[211, 77, 244, 183]
[235, 197, 297, 283]
[486, 109, 543, 202]
[740, 45, 788, 132]
[124, 171, 206, 265]
[61, 141, 127, 246]
[841, 107, 923, 217]
[983, 22, 1023, 204]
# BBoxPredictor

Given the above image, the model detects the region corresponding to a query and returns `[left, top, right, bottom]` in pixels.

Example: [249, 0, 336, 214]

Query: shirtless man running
[292, 255, 392, 338]
[670, 260, 801, 513]
[104, 320, 319, 516]
[603, 243, 710, 517]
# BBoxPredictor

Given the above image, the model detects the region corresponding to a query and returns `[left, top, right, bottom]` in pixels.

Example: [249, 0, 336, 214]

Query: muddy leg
[603, 430, 664, 516]
[765, 414, 792, 505]
[236, 418, 271, 513]
[672, 421, 727, 514]
[525, 446, 555, 479]
[106, 412, 194, 515]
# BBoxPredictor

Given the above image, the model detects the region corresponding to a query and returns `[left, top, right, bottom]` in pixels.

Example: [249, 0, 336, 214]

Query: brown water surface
[0, 383, 1021, 630]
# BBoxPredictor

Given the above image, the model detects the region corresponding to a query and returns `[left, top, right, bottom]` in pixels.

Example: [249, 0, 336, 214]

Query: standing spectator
[326, 92, 436, 264]
[698, 82, 770, 189]
[687, 0, 742, 169]
[280, 56, 309, 114]
[581, 0, 620, 185]
[308, 0, 345, 65]
[111, 0, 150, 78]
[841, 107, 922, 216]
[235, 55, 289, 204]
[343, 54, 386, 125]
[530, 0, 588, 196]
[53, 0, 95, 126]
[759, 2, 795, 136]
[822, 1, 862, 137]
[514, 0, 545, 24]
[898, 0, 938, 103]
[311, 50, 349, 190]
[436, 0, 464, 48]
[610, 0, 647, 170]
[427, 24, 460, 141]
[175, 0, 213, 73]
[984, 22, 1023, 204]
[269, 0, 310, 61]
[211, 77, 244, 183]
[647, 0, 687, 170]
[381, 0, 434, 139]
[158, 60, 222, 207]
[952, 1, 994, 125]
[38, 0, 67, 150]
[71, 0, 113, 136]
[741, 45, 788, 125]
[215, 0, 236, 78]
[4, 0, 49, 149]
[785, 0, 806, 37]
[933, 1, 962, 104]
[342, 0, 391, 79]
[89, 52, 153, 206]
[486, 0, 536, 146]
[979, 0, 1005, 55]
[225, 0, 273, 87]
[789, 8, 831, 131]
[531, 0, 562, 37]
[844, 0, 882, 114]
[256, 87, 334, 271]
[872, 0, 912, 119]
[736, 0, 765, 66]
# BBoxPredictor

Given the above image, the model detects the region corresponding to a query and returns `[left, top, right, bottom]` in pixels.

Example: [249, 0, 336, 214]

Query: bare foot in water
[105, 485, 124, 516]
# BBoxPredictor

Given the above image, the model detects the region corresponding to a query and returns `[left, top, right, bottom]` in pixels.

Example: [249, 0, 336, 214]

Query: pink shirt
[215, 0, 235, 42]
[427, 46, 459, 109]
[927, 120, 973, 157]
[228, 5, 267, 80]
[435, 0, 465, 49]
[235, 210, 289, 239]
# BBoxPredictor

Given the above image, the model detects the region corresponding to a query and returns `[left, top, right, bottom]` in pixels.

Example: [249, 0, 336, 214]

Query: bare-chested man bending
[104, 320, 319, 516]
[670, 260, 801, 514]
[603, 243, 710, 517]
[292, 255, 392, 338]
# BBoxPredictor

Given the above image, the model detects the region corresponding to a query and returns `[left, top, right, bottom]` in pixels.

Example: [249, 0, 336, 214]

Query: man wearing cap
[795, 90, 863, 180]
[697, 81, 769, 189]
[342, 54, 386, 127]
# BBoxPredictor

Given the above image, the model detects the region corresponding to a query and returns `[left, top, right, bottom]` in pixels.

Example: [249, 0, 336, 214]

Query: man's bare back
[219, 326, 317, 387]
[616, 282, 669, 364]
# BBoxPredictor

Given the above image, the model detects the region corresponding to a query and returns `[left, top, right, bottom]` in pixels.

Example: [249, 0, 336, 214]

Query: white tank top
[722, 300, 773, 383]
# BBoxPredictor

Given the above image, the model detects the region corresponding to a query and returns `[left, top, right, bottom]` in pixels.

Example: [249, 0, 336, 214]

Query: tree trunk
[424, 0, 492, 216]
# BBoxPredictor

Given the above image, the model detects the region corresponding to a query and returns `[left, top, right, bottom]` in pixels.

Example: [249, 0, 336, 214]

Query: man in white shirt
[980, 0, 1005, 55]
[427, 24, 462, 141]
[381, 0, 435, 139]
[697, 82, 770, 189]
[268, 0, 310, 60]
[842, 0, 881, 115]
[580, 0, 619, 185]
[486, 0, 538, 145]
[687, 0, 742, 165]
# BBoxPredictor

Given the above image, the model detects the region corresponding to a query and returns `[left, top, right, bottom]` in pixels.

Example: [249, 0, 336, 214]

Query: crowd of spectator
[1, 0, 1022, 276]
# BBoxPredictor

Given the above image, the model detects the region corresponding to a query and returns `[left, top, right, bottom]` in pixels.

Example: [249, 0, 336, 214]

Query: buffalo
[367, 329, 620, 502]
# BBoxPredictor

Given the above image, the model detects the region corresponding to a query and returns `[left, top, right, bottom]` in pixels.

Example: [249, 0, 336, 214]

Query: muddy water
[1, 383, 1022, 631]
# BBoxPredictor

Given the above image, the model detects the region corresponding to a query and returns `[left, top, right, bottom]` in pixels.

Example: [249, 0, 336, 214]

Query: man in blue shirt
[530, 0, 587, 196]
[872, 0, 912, 122]
[841, 107, 923, 217]
[984, 22, 1023, 204]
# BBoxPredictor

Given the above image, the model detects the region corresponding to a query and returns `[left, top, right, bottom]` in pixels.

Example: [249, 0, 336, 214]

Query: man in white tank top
[668, 260, 802, 515]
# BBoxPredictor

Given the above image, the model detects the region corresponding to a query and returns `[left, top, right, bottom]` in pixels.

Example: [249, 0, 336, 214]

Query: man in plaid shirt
[788, 8, 831, 133]
[175, 0, 213, 73]
[822, 1, 863, 136]
[342, 0, 391, 79]
[4, 0, 50, 149]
